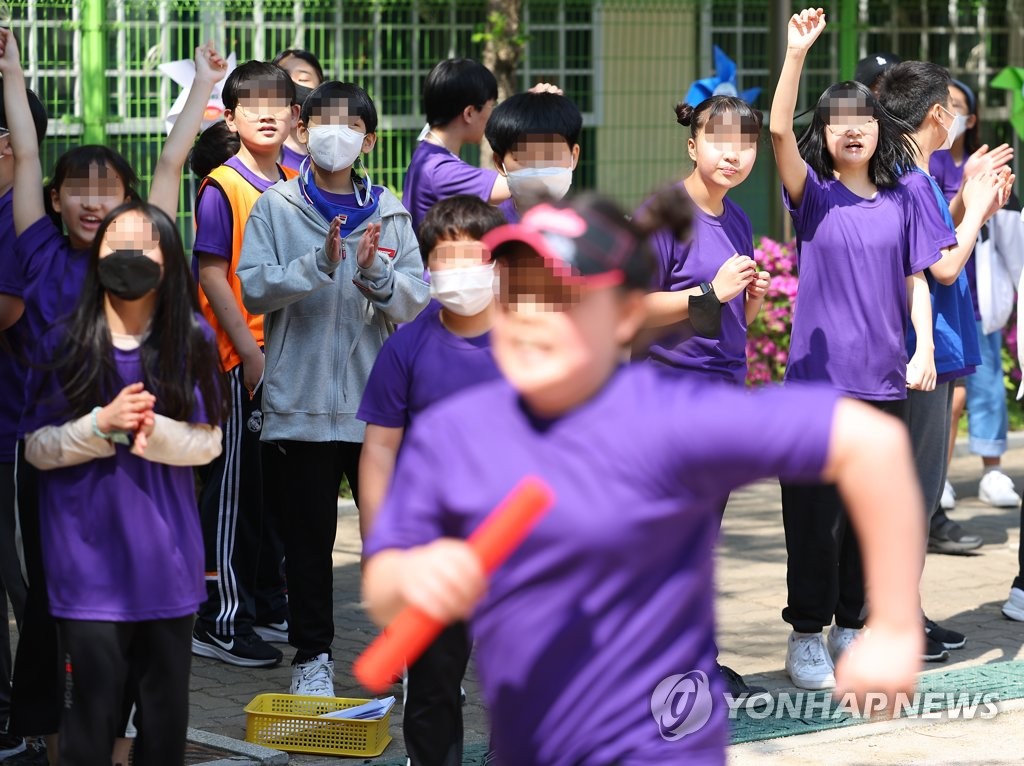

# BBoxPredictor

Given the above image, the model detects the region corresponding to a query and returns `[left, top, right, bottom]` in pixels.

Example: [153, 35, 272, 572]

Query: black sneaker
[2, 739, 47, 765]
[925, 618, 966, 650]
[717, 663, 772, 709]
[928, 517, 983, 555]
[922, 632, 950, 662]
[191, 623, 282, 668]
[0, 731, 26, 759]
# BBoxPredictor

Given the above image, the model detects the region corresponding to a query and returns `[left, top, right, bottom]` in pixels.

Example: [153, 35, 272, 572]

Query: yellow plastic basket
[243, 693, 393, 756]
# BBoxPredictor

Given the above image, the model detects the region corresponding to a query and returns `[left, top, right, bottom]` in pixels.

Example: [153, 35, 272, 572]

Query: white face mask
[504, 165, 574, 205]
[306, 124, 365, 172]
[940, 109, 968, 151]
[429, 263, 495, 317]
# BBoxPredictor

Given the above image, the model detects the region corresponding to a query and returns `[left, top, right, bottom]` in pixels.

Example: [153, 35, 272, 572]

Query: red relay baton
[354, 476, 555, 693]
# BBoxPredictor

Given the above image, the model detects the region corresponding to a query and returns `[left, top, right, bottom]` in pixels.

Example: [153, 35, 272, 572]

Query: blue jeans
[965, 319, 1009, 457]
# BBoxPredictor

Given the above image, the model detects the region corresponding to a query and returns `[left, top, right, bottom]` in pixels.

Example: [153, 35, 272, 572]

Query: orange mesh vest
[196, 162, 298, 372]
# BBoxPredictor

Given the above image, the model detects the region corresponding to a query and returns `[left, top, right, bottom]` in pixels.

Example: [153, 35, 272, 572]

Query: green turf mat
[728, 660, 1024, 744]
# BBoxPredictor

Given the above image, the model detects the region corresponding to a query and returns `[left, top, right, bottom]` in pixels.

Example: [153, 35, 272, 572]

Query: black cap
[855, 52, 902, 87]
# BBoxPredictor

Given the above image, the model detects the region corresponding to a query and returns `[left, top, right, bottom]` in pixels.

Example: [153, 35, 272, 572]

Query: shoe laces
[794, 635, 831, 667]
[298, 654, 334, 695]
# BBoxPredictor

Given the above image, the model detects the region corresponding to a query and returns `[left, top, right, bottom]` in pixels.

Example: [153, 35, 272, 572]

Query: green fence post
[80, 0, 107, 145]
[838, 0, 858, 81]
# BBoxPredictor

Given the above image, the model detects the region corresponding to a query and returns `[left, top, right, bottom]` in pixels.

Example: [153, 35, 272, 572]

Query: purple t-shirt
[497, 197, 520, 224]
[15, 216, 92, 437]
[929, 150, 979, 317]
[643, 187, 754, 385]
[280, 143, 306, 173]
[365, 364, 839, 766]
[0, 189, 25, 462]
[783, 165, 942, 399]
[357, 301, 500, 428]
[403, 141, 499, 231]
[193, 156, 280, 268]
[23, 336, 211, 621]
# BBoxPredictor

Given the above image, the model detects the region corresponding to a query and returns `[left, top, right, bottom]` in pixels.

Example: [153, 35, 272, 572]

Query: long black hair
[797, 81, 917, 188]
[54, 200, 228, 426]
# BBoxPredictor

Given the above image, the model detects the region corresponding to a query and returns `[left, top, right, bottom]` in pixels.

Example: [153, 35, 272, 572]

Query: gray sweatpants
[904, 383, 956, 526]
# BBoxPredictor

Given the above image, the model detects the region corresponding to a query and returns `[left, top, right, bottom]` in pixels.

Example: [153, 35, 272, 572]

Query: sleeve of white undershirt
[24, 415, 117, 469]
[136, 415, 222, 466]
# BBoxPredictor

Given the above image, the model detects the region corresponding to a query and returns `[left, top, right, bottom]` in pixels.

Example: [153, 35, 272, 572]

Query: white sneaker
[1002, 587, 1024, 621]
[785, 631, 836, 690]
[289, 653, 336, 697]
[940, 480, 956, 510]
[978, 470, 1021, 508]
[826, 625, 861, 664]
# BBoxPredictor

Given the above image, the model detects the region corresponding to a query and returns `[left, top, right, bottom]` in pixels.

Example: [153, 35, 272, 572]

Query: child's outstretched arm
[0, 29, 46, 237]
[905, 272, 935, 391]
[822, 399, 924, 710]
[769, 8, 826, 209]
[148, 42, 228, 219]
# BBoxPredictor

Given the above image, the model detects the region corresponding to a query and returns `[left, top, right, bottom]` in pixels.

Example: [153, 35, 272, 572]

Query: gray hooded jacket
[237, 179, 429, 443]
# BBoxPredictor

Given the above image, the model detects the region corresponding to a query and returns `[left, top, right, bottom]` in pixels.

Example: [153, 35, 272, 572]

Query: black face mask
[97, 250, 162, 301]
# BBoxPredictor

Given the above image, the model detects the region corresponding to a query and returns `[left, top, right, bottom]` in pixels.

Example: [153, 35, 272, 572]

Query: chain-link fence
[6, 0, 1022, 243]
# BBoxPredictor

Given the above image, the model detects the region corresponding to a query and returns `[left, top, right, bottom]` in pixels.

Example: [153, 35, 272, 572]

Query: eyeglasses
[233, 103, 293, 123]
[826, 117, 878, 136]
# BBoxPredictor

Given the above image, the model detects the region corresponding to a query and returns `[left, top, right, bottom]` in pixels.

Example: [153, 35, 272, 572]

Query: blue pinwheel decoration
[685, 45, 761, 107]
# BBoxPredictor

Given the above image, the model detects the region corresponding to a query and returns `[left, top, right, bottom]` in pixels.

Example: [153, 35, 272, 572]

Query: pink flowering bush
[746, 238, 798, 386]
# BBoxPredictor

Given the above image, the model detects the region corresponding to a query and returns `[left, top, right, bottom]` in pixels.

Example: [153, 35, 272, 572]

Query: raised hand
[0, 27, 22, 76]
[788, 8, 827, 51]
[356, 222, 381, 269]
[325, 214, 344, 262]
[194, 41, 229, 86]
[963, 143, 1014, 179]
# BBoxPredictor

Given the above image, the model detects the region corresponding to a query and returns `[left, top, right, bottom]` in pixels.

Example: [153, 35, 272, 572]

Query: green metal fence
[6, 0, 1022, 243]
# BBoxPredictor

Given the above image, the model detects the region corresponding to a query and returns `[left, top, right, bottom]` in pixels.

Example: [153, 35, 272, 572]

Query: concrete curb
[187, 727, 287, 765]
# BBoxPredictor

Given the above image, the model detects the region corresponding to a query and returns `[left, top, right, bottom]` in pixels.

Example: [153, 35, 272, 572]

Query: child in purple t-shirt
[273, 48, 325, 172]
[357, 195, 505, 766]
[404, 59, 505, 231]
[363, 190, 927, 766]
[1, 30, 226, 749]
[636, 94, 771, 706]
[483, 91, 582, 224]
[0, 78, 45, 757]
[770, 9, 938, 691]
[641, 95, 770, 385]
[22, 201, 227, 764]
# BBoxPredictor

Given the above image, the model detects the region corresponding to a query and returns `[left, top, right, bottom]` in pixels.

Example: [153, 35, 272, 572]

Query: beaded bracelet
[91, 406, 131, 446]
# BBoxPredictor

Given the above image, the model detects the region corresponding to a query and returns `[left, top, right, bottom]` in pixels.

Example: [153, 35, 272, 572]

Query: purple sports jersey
[0, 189, 26, 462]
[642, 186, 754, 385]
[928, 150, 962, 202]
[366, 364, 839, 766]
[23, 337, 211, 621]
[279, 143, 306, 173]
[357, 301, 500, 428]
[928, 150, 979, 317]
[15, 216, 92, 438]
[193, 156, 280, 265]
[402, 142, 499, 231]
[783, 164, 942, 399]
[497, 198, 520, 224]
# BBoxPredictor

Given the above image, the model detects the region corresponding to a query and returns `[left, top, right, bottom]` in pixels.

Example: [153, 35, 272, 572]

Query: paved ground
[177, 438, 1024, 764]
